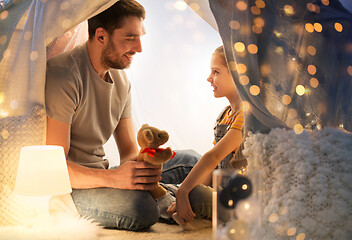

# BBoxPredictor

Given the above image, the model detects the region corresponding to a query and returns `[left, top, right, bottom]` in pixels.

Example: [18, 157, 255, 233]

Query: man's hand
[107, 160, 162, 190]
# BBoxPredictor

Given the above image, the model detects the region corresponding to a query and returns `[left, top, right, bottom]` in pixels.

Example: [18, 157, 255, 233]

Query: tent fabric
[0, 0, 117, 225]
[209, 0, 352, 135]
[208, 0, 352, 238]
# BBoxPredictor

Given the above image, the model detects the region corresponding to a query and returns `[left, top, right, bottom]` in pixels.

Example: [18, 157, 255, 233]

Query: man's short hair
[88, 0, 145, 39]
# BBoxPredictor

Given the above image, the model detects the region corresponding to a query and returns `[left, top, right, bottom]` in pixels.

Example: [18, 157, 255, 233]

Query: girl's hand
[169, 188, 196, 225]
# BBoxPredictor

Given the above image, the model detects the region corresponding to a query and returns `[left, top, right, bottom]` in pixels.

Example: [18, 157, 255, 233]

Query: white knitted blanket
[243, 128, 352, 240]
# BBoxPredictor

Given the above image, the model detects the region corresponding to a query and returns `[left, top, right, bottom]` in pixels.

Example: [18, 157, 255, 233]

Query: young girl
[166, 46, 244, 225]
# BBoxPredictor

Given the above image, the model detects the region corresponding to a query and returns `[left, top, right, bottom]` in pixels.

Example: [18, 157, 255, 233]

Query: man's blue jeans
[71, 150, 212, 230]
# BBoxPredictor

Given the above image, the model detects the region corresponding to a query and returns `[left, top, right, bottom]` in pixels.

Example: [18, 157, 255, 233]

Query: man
[45, 0, 205, 231]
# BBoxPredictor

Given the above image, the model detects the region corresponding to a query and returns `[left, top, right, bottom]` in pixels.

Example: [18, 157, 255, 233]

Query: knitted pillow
[243, 128, 352, 240]
[0, 105, 46, 225]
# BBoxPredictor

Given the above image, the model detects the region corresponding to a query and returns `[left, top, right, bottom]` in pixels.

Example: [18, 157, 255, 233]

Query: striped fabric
[217, 105, 244, 131]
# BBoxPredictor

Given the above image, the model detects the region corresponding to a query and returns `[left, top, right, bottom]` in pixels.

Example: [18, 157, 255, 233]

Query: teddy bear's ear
[142, 124, 149, 128]
[142, 129, 154, 143]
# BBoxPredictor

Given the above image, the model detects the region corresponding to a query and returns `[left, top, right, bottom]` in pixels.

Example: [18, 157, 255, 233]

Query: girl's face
[207, 53, 236, 99]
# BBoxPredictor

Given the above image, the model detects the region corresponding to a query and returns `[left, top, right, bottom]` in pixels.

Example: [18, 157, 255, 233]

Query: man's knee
[72, 188, 159, 231]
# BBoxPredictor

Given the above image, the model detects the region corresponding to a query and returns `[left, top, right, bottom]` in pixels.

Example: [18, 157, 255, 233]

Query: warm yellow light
[242, 184, 248, 190]
[0, 10, 8, 20]
[314, 23, 323, 32]
[1, 129, 9, 139]
[250, 85, 260, 96]
[296, 85, 305, 96]
[282, 95, 292, 105]
[252, 25, 262, 34]
[251, 6, 261, 15]
[236, 1, 247, 11]
[237, 63, 247, 74]
[268, 213, 279, 223]
[248, 44, 258, 54]
[242, 101, 251, 111]
[14, 146, 72, 196]
[287, 227, 297, 236]
[255, 0, 265, 8]
[310, 78, 319, 88]
[296, 233, 306, 240]
[321, 0, 329, 6]
[294, 124, 304, 134]
[239, 75, 249, 85]
[260, 64, 271, 76]
[234, 42, 246, 52]
[229, 20, 240, 30]
[348, 66, 352, 76]
[307, 46, 316, 56]
[307, 65, 317, 75]
[254, 17, 265, 28]
[334, 22, 343, 32]
[283, 5, 295, 16]
[174, 0, 188, 11]
[305, 23, 314, 33]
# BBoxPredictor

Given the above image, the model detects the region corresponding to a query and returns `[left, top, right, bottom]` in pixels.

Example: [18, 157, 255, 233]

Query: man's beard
[101, 40, 131, 70]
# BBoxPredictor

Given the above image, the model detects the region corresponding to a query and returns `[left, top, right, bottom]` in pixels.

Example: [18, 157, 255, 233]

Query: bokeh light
[296, 233, 306, 240]
[29, 51, 39, 61]
[334, 22, 343, 32]
[0, 10, 8, 20]
[229, 20, 240, 30]
[294, 124, 304, 134]
[313, 23, 323, 32]
[60, 1, 70, 11]
[174, 0, 188, 11]
[287, 227, 297, 236]
[307, 46, 316, 56]
[307, 65, 317, 75]
[1, 129, 9, 139]
[296, 85, 305, 96]
[268, 213, 279, 223]
[305, 23, 314, 33]
[234, 42, 246, 52]
[321, 0, 329, 6]
[236, 1, 248, 11]
[239, 75, 249, 85]
[347, 66, 352, 76]
[237, 63, 247, 74]
[255, 0, 265, 8]
[250, 85, 260, 96]
[283, 5, 295, 16]
[250, 6, 261, 15]
[248, 44, 258, 54]
[310, 78, 319, 88]
[282, 95, 292, 105]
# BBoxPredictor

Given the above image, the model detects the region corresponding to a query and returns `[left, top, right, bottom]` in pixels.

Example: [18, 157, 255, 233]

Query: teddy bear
[137, 124, 175, 199]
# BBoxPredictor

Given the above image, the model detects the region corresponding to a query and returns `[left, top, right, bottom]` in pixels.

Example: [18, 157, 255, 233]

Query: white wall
[104, 0, 225, 167]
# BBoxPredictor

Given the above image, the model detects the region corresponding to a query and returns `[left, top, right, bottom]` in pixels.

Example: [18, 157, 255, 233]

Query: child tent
[1, 0, 352, 239]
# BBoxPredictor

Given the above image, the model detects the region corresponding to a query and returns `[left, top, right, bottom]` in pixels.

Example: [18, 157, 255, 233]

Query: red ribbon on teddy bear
[141, 148, 176, 159]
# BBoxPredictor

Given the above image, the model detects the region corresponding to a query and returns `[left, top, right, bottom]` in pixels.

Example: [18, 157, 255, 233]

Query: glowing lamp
[14, 145, 72, 196]
[13, 145, 77, 218]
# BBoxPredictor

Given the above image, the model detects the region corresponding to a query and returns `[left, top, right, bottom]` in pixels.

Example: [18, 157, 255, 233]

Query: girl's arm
[170, 128, 242, 224]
